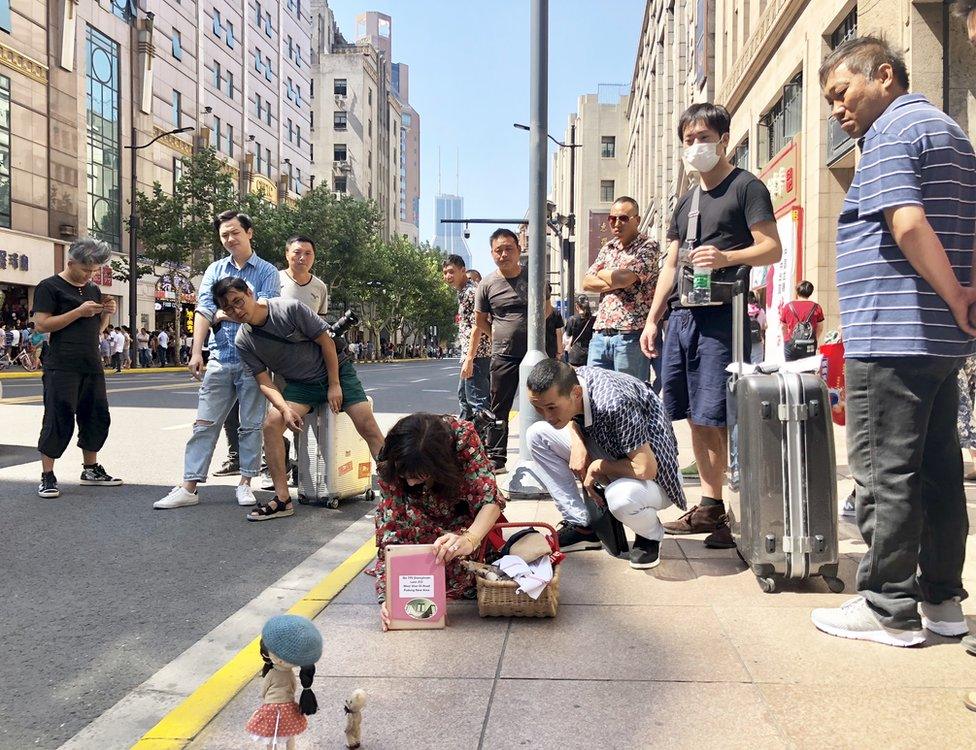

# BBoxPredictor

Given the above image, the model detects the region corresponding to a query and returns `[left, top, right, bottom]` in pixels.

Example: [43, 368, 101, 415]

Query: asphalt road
[0, 359, 460, 749]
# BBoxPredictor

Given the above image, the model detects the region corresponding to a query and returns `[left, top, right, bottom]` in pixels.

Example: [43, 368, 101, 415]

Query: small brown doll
[344, 689, 367, 749]
[245, 614, 323, 749]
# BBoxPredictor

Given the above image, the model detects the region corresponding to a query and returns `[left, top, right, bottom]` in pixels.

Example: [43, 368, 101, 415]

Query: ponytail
[298, 665, 318, 715]
[259, 640, 274, 678]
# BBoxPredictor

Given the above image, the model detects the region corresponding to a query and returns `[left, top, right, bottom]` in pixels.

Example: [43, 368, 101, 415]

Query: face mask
[683, 142, 721, 173]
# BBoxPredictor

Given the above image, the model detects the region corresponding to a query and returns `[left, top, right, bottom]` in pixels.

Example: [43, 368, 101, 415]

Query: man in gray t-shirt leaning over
[213, 277, 384, 521]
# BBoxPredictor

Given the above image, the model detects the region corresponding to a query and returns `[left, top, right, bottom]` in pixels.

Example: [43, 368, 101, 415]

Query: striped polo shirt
[836, 93, 976, 358]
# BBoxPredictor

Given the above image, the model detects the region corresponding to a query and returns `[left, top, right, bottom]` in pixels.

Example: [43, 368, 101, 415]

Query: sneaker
[37, 472, 60, 498]
[212, 458, 240, 477]
[662, 503, 724, 535]
[153, 486, 200, 509]
[680, 460, 700, 485]
[557, 522, 602, 553]
[704, 518, 736, 549]
[236, 484, 258, 507]
[259, 472, 276, 492]
[840, 491, 856, 518]
[811, 597, 926, 647]
[491, 459, 508, 475]
[80, 463, 123, 486]
[921, 598, 970, 637]
[629, 537, 661, 570]
[964, 634, 976, 656]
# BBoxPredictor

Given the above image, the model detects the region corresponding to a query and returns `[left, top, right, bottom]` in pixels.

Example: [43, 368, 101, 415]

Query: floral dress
[373, 417, 505, 602]
[958, 355, 976, 450]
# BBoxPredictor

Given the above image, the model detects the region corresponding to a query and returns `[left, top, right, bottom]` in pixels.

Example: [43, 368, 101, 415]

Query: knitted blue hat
[262, 615, 323, 667]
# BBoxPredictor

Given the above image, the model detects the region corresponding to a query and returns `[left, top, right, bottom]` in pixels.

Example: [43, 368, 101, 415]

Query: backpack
[747, 303, 762, 343]
[784, 303, 818, 359]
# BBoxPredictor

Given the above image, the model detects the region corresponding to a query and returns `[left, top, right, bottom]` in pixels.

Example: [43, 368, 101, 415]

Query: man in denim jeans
[154, 210, 280, 510]
[811, 37, 976, 646]
[443, 253, 491, 421]
[583, 196, 658, 387]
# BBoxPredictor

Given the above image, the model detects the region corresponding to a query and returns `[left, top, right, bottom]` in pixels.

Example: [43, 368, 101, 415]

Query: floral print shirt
[587, 232, 660, 331]
[457, 280, 492, 359]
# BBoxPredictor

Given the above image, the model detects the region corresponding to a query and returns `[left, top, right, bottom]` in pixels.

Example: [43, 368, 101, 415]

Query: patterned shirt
[587, 232, 660, 331]
[456, 280, 491, 359]
[197, 252, 281, 363]
[836, 93, 976, 358]
[572, 366, 686, 509]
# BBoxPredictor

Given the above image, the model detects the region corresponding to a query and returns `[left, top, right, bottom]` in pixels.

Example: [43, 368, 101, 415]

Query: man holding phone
[32, 238, 124, 498]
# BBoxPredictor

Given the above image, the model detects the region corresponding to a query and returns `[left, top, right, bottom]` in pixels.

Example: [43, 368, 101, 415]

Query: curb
[130, 537, 377, 750]
[0, 358, 435, 380]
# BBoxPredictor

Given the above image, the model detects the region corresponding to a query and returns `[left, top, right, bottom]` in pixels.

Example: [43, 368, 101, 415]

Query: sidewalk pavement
[180, 420, 976, 749]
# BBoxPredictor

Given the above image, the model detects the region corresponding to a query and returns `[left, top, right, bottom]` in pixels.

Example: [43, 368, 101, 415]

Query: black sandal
[247, 497, 295, 522]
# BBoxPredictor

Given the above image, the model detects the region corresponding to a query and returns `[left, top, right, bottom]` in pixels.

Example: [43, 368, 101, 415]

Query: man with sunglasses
[582, 197, 660, 387]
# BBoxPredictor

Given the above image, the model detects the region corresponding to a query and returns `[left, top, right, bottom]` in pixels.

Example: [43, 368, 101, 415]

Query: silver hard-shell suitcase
[725, 269, 843, 593]
[296, 398, 376, 509]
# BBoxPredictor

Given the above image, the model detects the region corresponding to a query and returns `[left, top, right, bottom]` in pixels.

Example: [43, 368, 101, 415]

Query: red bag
[819, 340, 846, 426]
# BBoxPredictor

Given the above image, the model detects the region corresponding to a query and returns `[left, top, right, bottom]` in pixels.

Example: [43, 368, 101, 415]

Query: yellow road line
[131, 536, 377, 750]
[0, 381, 197, 405]
[0, 366, 182, 380]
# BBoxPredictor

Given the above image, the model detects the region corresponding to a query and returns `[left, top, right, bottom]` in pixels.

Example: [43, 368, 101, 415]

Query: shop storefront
[0, 231, 60, 325]
[154, 266, 196, 333]
[755, 137, 803, 363]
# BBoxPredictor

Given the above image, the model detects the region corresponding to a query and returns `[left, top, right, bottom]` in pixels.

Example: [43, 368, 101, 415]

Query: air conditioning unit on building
[334, 93, 347, 107]
[332, 159, 352, 175]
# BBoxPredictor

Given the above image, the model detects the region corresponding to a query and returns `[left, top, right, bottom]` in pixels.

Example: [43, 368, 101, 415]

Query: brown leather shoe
[704, 518, 736, 549]
[662, 503, 725, 535]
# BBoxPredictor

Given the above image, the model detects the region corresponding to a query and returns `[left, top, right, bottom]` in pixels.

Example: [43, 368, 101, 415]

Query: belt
[595, 328, 635, 336]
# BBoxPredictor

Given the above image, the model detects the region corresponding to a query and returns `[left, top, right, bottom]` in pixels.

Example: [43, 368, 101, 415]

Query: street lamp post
[513, 121, 579, 310]
[123, 125, 193, 365]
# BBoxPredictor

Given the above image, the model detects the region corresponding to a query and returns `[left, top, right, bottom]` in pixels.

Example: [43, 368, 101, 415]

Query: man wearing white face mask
[640, 103, 782, 550]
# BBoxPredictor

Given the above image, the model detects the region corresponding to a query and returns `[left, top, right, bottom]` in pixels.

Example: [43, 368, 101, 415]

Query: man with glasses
[582, 196, 660, 388]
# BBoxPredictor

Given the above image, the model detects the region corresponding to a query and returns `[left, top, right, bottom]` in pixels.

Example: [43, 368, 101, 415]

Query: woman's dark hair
[213, 209, 253, 232]
[748, 291, 758, 304]
[575, 295, 591, 317]
[377, 413, 464, 497]
[260, 638, 318, 716]
[212, 276, 250, 305]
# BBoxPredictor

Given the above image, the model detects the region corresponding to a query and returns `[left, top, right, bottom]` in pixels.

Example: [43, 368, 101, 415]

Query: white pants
[527, 420, 671, 542]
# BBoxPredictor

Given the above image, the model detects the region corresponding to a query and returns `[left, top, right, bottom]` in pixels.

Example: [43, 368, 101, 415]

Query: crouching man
[525, 359, 686, 569]
[214, 277, 385, 521]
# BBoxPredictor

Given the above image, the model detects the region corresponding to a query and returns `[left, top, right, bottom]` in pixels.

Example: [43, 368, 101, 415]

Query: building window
[368, 118, 372, 138]
[730, 139, 750, 170]
[266, 102, 272, 125]
[227, 123, 234, 156]
[334, 78, 347, 96]
[171, 89, 182, 128]
[255, 93, 262, 118]
[111, 0, 134, 22]
[287, 117, 293, 142]
[264, 56, 273, 81]
[600, 180, 615, 203]
[213, 61, 221, 89]
[830, 8, 857, 49]
[212, 10, 222, 37]
[334, 176, 347, 193]
[214, 115, 222, 151]
[172, 156, 183, 193]
[334, 144, 346, 161]
[255, 142, 263, 175]
[0, 75, 9, 228]
[172, 29, 183, 60]
[294, 167, 302, 195]
[255, 1, 262, 25]
[295, 124, 301, 145]
[226, 70, 234, 98]
[334, 111, 347, 131]
[86, 27, 122, 249]
[265, 147, 271, 177]
[264, 11, 273, 36]
[600, 136, 616, 158]
[759, 73, 802, 165]
[368, 88, 373, 106]
[226, 21, 236, 49]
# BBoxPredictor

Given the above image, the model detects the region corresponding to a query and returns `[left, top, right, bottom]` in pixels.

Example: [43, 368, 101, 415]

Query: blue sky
[326, 0, 645, 273]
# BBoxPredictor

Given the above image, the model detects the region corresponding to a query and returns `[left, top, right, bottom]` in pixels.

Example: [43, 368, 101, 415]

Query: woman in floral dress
[958, 355, 976, 481]
[373, 413, 505, 629]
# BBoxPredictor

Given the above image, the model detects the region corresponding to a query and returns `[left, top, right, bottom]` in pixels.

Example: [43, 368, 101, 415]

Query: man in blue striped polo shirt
[812, 36, 976, 647]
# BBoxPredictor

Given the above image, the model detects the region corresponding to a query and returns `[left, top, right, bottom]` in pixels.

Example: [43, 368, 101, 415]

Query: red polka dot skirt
[246, 702, 308, 742]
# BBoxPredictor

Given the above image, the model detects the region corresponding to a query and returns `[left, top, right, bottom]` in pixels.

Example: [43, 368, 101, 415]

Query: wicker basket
[474, 522, 562, 618]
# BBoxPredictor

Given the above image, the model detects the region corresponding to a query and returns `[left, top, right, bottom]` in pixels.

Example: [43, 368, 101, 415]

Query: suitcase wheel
[363, 488, 376, 502]
[823, 575, 845, 594]
[757, 576, 776, 594]
[297, 494, 310, 506]
[325, 496, 340, 510]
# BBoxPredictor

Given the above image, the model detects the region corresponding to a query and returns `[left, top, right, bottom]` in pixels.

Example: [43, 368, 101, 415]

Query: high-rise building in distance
[433, 193, 471, 267]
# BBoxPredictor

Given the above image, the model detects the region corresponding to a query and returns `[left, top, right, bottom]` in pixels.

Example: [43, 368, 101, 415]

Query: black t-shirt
[667, 168, 775, 308]
[32, 274, 104, 373]
[564, 313, 595, 365]
[545, 311, 565, 359]
[475, 266, 529, 358]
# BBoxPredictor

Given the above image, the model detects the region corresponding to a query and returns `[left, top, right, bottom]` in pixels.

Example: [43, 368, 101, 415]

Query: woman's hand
[432, 531, 476, 563]
[380, 601, 390, 632]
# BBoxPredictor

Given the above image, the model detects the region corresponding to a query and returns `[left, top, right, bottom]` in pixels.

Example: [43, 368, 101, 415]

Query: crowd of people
[20, 36, 976, 707]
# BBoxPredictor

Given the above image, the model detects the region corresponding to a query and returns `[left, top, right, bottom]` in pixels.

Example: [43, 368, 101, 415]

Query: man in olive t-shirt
[463, 228, 529, 472]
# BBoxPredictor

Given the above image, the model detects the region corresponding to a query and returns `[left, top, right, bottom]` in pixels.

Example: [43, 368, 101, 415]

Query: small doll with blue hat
[246, 614, 323, 748]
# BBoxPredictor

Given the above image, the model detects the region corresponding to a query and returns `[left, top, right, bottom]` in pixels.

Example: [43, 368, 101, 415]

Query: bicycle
[0, 347, 38, 372]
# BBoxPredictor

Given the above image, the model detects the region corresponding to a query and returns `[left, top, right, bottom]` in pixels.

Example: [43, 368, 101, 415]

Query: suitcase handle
[732, 266, 753, 376]
[476, 521, 562, 564]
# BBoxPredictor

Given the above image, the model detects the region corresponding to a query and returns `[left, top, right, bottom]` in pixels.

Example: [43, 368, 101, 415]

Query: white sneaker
[921, 598, 970, 637]
[154, 486, 200, 509]
[811, 597, 926, 647]
[236, 484, 257, 506]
